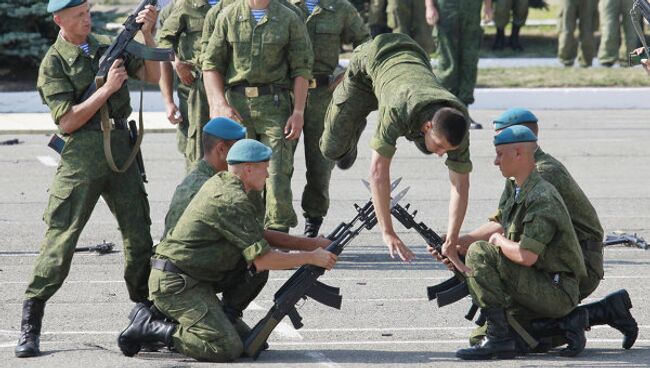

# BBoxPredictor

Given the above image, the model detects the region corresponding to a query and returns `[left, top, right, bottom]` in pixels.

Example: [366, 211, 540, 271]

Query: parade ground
[0, 108, 649, 367]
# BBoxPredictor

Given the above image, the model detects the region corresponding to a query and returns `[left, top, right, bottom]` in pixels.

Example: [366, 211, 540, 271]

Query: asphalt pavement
[0, 109, 649, 367]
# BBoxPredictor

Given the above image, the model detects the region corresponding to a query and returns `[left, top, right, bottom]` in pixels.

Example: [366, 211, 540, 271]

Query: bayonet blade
[361, 177, 402, 193]
[390, 187, 410, 208]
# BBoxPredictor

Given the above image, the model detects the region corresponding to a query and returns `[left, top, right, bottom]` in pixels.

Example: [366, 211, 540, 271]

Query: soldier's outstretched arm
[442, 169, 471, 274]
[263, 230, 330, 251]
[252, 248, 337, 272]
[203, 70, 242, 121]
[135, 5, 161, 84]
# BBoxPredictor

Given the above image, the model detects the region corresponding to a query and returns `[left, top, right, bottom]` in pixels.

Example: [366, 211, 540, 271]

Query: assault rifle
[243, 181, 409, 359]
[74, 241, 116, 255]
[604, 232, 648, 250]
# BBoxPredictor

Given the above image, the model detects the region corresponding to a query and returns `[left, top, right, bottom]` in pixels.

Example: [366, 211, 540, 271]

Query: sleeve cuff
[519, 235, 546, 255]
[242, 239, 271, 262]
[290, 69, 313, 81]
[445, 159, 473, 174]
[369, 137, 396, 158]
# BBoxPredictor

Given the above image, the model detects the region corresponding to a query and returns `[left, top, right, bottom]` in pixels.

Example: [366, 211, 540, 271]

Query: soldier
[158, 0, 217, 171]
[15, 0, 159, 358]
[453, 126, 588, 360]
[202, 0, 314, 233]
[117, 139, 337, 362]
[290, 0, 370, 237]
[558, 0, 597, 67]
[368, 0, 391, 37]
[162, 117, 247, 239]
[321, 34, 472, 269]
[490, 108, 638, 350]
[598, 0, 637, 67]
[425, 0, 493, 129]
[386, 0, 434, 53]
[492, 0, 528, 51]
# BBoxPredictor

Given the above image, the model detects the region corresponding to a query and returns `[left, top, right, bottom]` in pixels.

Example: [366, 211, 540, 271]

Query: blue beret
[494, 125, 538, 146]
[493, 108, 538, 130]
[227, 139, 272, 164]
[202, 117, 246, 140]
[48, 0, 86, 13]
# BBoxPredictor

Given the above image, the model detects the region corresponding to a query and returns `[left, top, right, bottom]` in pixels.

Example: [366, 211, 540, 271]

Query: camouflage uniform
[386, 0, 434, 53]
[26, 34, 153, 303]
[597, 0, 637, 66]
[468, 171, 587, 324]
[557, 0, 597, 67]
[291, 0, 370, 222]
[158, 0, 213, 167]
[202, 0, 314, 230]
[321, 34, 472, 175]
[151, 172, 270, 362]
[493, 0, 528, 29]
[368, 0, 391, 37]
[435, 0, 484, 105]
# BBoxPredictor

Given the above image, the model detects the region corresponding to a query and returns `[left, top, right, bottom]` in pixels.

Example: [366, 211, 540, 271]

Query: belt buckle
[308, 79, 317, 89]
[245, 87, 259, 98]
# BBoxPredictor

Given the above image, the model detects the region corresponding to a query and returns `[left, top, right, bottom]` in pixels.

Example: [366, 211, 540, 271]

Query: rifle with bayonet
[74, 241, 116, 255]
[243, 180, 409, 360]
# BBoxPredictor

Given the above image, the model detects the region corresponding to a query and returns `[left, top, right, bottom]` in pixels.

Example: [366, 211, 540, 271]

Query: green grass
[477, 66, 650, 88]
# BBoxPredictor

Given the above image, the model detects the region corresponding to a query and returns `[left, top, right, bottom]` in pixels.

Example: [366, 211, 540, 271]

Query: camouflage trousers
[435, 0, 483, 105]
[227, 89, 298, 230]
[302, 87, 335, 220]
[579, 245, 604, 300]
[176, 82, 191, 172]
[184, 75, 211, 167]
[597, 0, 637, 66]
[386, 0, 434, 53]
[557, 0, 597, 67]
[149, 267, 268, 362]
[494, 0, 529, 28]
[25, 130, 153, 303]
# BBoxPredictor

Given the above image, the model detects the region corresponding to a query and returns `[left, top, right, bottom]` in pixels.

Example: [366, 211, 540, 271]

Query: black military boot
[492, 28, 506, 50]
[304, 217, 323, 238]
[529, 307, 589, 357]
[336, 146, 357, 170]
[118, 303, 176, 357]
[456, 308, 516, 360]
[580, 289, 638, 349]
[509, 25, 524, 51]
[15, 298, 45, 358]
[127, 302, 171, 352]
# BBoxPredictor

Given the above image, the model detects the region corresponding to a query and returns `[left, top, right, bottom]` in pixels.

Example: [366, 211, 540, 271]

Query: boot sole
[456, 351, 516, 360]
[15, 349, 39, 358]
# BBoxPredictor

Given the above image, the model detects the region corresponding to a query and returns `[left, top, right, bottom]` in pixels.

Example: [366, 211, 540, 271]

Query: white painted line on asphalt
[271, 339, 650, 346]
[37, 155, 58, 167]
[305, 351, 341, 368]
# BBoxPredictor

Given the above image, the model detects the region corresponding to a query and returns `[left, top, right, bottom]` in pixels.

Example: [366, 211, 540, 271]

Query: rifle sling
[97, 76, 144, 174]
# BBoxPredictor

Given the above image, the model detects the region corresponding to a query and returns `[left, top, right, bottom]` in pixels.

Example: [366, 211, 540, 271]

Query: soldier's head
[227, 139, 272, 192]
[420, 107, 468, 157]
[202, 117, 247, 172]
[50, 0, 91, 38]
[493, 125, 538, 179]
[493, 108, 539, 137]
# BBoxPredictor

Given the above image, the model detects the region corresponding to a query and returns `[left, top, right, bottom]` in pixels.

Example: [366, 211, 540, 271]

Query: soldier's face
[54, 3, 92, 37]
[246, 161, 270, 192]
[423, 130, 456, 157]
[494, 145, 516, 178]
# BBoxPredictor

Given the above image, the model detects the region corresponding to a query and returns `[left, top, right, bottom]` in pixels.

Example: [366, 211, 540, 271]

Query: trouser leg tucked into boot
[510, 25, 524, 51]
[492, 28, 506, 50]
[304, 217, 323, 238]
[530, 307, 589, 357]
[456, 308, 516, 360]
[581, 289, 638, 349]
[118, 303, 176, 357]
[15, 298, 45, 358]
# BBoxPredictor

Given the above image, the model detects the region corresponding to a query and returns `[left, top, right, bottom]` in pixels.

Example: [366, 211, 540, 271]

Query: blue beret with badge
[493, 108, 538, 130]
[47, 0, 86, 13]
[227, 139, 272, 164]
[203, 117, 246, 140]
[494, 125, 538, 146]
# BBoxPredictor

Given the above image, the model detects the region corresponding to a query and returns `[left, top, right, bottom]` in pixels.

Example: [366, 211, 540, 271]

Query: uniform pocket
[43, 180, 74, 228]
[159, 272, 188, 295]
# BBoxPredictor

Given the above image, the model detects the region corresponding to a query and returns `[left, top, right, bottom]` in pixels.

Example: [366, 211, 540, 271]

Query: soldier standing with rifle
[15, 0, 160, 358]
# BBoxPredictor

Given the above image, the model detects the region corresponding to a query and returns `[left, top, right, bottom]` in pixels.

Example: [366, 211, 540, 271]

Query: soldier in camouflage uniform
[158, 0, 217, 171]
[202, 0, 314, 233]
[558, 0, 597, 67]
[15, 0, 159, 358]
[597, 0, 637, 66]
[321, 34, 472, 267]
[385, 0, 434, 53]
[290, 0, 370, 237]
[425, 0, 493, 108]
[453, 126, 588, 360]
[117, 139, 337, 362]
[492, 0, 528, 51]
[368, 0, 391, 37]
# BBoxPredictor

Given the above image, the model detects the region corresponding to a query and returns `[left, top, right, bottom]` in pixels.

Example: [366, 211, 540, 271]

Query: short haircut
[202, 134, 224, 154]
[430, 107, 467, 147]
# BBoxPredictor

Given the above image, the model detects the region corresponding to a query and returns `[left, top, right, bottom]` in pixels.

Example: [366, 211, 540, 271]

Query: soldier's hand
[488, 232, 504, 246]
[442, 235, 472, 275]
[309, 248, 337, 270]
[165, 101, 182, 125]
[174, 59, 195, 85]
[314, 235, 331, 249]
[642, 59, 650, 76]
[213, 103, 243, 122]
[425, 5, 438, 26]
[284, 111, 304, 140]
[104, 59, 129, 94]
[136, 4, 158, 36]
[382, 231, 415, 262]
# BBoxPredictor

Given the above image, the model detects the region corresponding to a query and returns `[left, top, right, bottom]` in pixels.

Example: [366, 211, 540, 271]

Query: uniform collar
[54, 33, 102, 67]
[240, 1, 282, 23]
[534, 146, 545, 161]
[294, 0, 336, 13]
[197, 159, 218, 176]
[514, 169, 542, 204]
